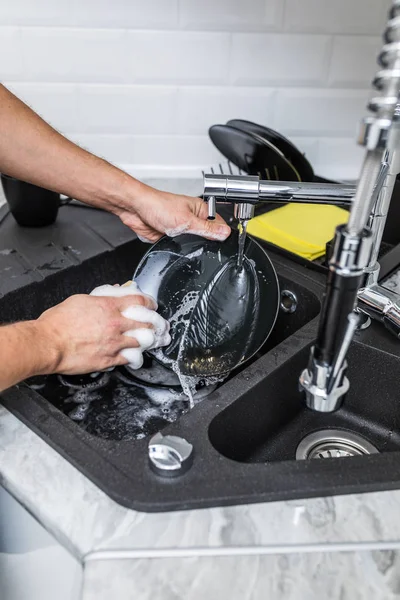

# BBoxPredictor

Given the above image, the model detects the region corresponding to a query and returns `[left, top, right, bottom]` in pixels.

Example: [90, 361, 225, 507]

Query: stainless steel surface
[203, 173, 355, 205]
[296, 430, 379, 460]
[148, 433, 193, 477]
[233, 202, 255, 221]
[356, 312, 372, 330]
[203, 174, 260, 201]
[348, 0, 400, 233]
[280, 290, 298, 314]
[299, 225, 370, 412]
[329, 225, 373, 277]
[365, 123, 400, 285]
[207, 195, 216, 220]
[358, 117, 391, 149]
[299, 353, 349, 413]
[330, 312, 360, 388]
[368, 157, 390, 209]
[369, 3, 400, 121]
[257, 181, 354, 203]
[358, 284, 400, 338]
[347, 150, 385, 236]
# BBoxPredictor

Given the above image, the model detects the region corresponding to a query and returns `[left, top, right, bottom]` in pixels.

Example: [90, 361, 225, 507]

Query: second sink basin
[209, 341, 400, 463]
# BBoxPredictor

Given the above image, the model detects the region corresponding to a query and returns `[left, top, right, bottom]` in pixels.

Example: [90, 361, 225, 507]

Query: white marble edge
[81, 551, 400, 600]
[3, 403, 400, 563]
[1, 177, 400, 563]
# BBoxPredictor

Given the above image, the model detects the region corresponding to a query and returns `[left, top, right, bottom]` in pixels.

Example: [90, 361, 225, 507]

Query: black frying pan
[226, 119, 315, 182]
[133, 231, 280, 378]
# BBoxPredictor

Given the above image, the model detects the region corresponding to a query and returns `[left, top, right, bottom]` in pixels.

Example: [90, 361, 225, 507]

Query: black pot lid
[209, 124, 301, 182]
[133, 231, 280, 378]
[226, 119, 314, 182]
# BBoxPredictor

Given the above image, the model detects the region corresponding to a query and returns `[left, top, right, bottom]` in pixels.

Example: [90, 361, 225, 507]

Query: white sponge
[90, 281, 171, 369]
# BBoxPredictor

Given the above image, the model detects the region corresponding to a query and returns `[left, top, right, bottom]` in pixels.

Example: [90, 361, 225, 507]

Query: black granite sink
[2, 203, 400, 512]
[209, 342, 400, 462]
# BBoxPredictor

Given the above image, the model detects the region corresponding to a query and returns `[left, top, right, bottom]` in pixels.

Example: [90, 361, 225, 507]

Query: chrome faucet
[203, 174, 355, 220]
[202, 0, 400, 413]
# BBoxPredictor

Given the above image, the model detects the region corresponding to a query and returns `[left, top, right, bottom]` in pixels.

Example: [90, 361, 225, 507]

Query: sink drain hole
[296, 429, 379, 460]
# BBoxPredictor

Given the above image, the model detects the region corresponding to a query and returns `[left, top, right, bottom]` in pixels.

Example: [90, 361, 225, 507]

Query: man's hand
[36, 293, 157, 375]
[112, 184, 231, 244]
[0, 289, 173, 391]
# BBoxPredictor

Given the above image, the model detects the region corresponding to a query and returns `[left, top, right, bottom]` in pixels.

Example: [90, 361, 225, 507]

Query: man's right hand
[36, 293, 157, 375]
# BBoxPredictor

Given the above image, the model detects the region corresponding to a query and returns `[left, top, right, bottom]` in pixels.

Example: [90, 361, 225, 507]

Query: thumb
[189, 215, 231, 241]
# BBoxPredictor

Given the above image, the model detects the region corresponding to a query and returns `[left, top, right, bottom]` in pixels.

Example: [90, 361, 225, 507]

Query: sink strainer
[296, 429, 379, 460]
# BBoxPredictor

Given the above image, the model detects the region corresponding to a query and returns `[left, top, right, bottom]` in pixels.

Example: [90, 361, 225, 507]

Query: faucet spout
[203, 173, 355, 207]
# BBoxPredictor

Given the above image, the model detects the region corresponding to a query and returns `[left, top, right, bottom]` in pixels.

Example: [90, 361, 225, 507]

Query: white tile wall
[6, 83, 79, 131]
[0, 28, 23, 80]
[76, 85, 179, 134]
[126, 31, 231, 84]
[316, 138, 366, 180]
[283, 0, 389, 35]
[230, 33, 331, 86]
[176, 87, 277, 134]
[69, 0, 179, 29]
[179, 0, 284, 31]
[275, 89, 370, 136]
[0, 0, 179, 28]
[0, 0, 393, 181]
[20, 28, 128, 83]
[329, 36, 381, 88]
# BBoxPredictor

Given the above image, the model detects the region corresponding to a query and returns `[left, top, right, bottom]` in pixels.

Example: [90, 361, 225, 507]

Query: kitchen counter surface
[3, 396, 400, 560]
[2, 178, 400, 597]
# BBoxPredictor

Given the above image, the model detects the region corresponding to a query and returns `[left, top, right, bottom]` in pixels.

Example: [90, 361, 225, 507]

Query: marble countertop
[1, 177, 400, 566]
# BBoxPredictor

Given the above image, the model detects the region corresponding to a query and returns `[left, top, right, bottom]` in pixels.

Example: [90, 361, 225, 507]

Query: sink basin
[2, 204, 400, 512]
[0, 237, 321, 445]
[209, 342, 400, 463]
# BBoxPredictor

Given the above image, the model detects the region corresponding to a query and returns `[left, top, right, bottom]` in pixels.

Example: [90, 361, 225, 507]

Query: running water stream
[237, 220, 248, 270]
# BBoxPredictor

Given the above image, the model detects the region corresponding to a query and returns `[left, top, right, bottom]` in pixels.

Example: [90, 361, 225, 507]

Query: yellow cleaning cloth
[247, 204, 349, 260]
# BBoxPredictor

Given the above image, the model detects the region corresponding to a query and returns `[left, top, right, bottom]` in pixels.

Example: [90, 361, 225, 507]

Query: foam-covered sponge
[247, 203, 349, 260]
[90, 281, 171, 370]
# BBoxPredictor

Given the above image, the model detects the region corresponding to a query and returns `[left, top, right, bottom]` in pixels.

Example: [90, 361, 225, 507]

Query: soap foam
[63, 371, 218, 440]
[137, 234, 153, 244]
[122, 305, 171, 348]
[186, 228, 228, 241]
[90, 281, 170, 371]
[124, 327, 155, 350]
[164, 223, 228, 242]
[185, 248, 204, 260]
[69, 403, 91, 421]
[164, 223, 191, 238]
[128, 361, 180, 386]
[119, 347, 144, 370]
[90, 280, 157, 309]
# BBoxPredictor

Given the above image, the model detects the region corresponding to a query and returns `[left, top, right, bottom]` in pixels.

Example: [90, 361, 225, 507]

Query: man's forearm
[0, 84, 230, 247]
[0, 84, 146, 212]
[0, 321, 57, 392]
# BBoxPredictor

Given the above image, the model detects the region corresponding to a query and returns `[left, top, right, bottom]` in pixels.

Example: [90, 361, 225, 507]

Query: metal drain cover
[296, 429, 379, 460]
